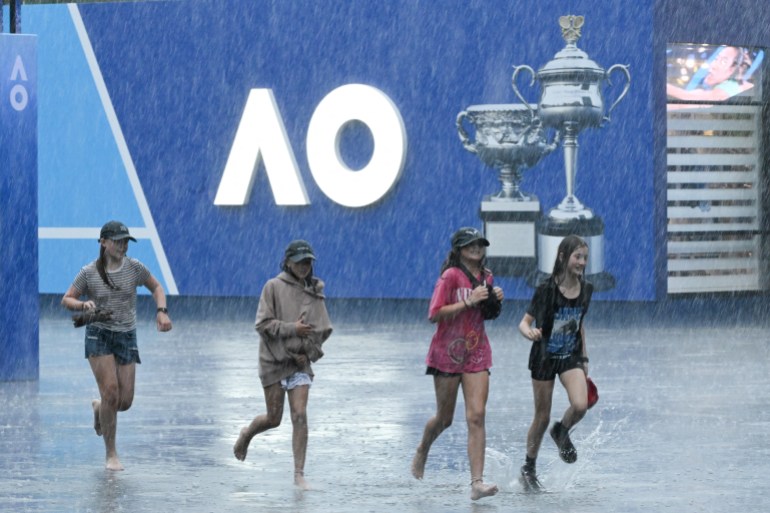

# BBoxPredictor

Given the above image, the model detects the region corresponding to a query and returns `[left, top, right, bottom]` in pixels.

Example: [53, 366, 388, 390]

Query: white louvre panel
[667, 171, 754, 183]
[667, 188, 756, 201]
[668, 238, 758, 253]
[667, 153, 757, 166]
[668, 273, 760, 293]
[666, 105, 762, 294]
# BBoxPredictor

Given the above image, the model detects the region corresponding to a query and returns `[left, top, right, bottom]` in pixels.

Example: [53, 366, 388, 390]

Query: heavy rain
[2, 1, 770, 512]
[2, 297, 770, 512]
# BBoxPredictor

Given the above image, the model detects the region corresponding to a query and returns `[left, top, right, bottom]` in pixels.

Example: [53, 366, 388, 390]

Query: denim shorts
[85, 325, 141, 365]
[280, 372, 312, 391]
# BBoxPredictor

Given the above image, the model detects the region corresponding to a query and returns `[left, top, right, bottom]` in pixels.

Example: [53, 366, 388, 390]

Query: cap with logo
[285, 240, 316, 263]
[451, 227, 490, 249]
[99, 221, 137, 242]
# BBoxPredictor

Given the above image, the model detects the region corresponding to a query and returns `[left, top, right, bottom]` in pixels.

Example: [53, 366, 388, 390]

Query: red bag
[586, 376, 599, 409]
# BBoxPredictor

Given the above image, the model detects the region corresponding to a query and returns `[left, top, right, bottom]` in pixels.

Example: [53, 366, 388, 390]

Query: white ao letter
[306, 84, 406, 208]
[214, 88, 308, 206]
[10, 84, 28, 111]
[10, 55, 28, 81]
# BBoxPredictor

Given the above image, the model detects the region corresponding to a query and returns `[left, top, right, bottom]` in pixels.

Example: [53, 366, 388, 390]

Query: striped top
[72, 257, 151, 332]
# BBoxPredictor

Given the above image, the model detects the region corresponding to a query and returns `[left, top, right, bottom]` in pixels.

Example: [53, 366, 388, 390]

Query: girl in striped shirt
[62, 220, 172, 471]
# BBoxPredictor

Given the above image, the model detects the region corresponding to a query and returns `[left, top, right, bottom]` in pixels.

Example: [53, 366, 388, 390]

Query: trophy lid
[538, 15, 605, 77]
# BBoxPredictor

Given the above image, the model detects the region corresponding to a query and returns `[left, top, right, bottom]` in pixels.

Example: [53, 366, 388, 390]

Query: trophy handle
[456, 111, 477, 153]
[511, 65, 537, 117]
[603, 64, 631, 124]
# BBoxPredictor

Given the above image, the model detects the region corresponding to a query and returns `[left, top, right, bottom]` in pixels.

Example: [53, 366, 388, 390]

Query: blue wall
[0, 34, 39, 380]
[30, 1, 657, 300]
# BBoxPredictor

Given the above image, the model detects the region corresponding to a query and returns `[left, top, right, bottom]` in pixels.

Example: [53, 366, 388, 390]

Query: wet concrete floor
[1, 296, 769, 512]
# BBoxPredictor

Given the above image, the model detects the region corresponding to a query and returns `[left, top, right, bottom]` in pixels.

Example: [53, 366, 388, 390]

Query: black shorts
[528, 345, 584, 381]
[425, 366, 490, 378]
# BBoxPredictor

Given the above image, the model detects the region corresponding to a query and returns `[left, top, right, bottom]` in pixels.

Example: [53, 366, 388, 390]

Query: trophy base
[533, 213, 615, 291]
[479, 197, 540, 277]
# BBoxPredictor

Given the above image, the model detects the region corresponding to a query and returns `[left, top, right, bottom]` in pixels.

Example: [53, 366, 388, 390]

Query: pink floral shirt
[425, 267, 493, 373]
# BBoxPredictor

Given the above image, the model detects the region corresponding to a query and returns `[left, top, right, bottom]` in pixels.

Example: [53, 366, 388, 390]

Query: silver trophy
[512, 15, 630, 289]
[456, 104, 559, 275]
[457, 104, 558, 201]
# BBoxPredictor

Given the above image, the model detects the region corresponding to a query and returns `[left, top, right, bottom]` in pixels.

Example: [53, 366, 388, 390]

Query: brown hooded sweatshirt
[255, 271, 332, 387]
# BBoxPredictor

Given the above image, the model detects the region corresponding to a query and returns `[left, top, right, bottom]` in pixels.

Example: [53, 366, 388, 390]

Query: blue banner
[29, 1, 655, 300]
[0, 33, 38, 380]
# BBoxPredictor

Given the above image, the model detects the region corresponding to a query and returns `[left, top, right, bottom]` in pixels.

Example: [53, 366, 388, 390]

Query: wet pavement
[2, 295, 769, 512]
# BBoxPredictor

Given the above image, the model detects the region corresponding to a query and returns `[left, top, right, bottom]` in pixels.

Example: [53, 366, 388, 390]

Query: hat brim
[105, 234, 137, 242]
[458, 237, 490, 248]
[288, 253, 315, 263]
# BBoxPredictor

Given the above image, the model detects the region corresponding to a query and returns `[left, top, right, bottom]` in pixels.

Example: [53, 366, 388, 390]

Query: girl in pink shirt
[411, 227, 504, 501]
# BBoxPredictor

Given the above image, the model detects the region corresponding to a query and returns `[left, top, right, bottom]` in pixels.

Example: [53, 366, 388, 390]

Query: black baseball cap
[451, 227, 489, 249]
[285, 240, 316, 263]
[99, 221, 136, 242]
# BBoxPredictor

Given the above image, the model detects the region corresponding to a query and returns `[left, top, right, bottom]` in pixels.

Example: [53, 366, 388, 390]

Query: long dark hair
[95, 244, 119, 290]
[551, 235, 588, 286]
[439, 247, 488, 276]
[282, 258, 319, 292]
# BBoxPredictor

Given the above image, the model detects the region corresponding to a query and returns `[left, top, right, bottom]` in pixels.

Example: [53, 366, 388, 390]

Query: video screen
[666, 43, 764, 102]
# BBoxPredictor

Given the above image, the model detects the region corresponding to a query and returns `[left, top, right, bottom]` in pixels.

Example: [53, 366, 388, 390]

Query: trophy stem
[556, 122, 586, 213]
[493, 165, 528, 201]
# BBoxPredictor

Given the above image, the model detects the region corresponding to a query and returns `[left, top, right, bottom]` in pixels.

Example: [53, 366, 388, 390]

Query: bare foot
[105, 455, 124, 471]
[233, 427, 251, 461]
[92, 399, 102, 436]
[470, 480, 498, 501]
[294, 470, 311, 491]
[411, 448, 427, 479]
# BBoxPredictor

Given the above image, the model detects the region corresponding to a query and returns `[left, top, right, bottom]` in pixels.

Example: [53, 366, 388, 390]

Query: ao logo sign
[8, 55, 29, 111]
[215, 84, 407, 208]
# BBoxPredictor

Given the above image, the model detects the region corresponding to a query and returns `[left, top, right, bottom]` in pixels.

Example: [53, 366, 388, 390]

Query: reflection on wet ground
[1, 296, 769, 512]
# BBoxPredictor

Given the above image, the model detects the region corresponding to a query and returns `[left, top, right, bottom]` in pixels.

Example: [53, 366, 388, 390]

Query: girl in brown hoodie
[233, 240, 332, 490]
